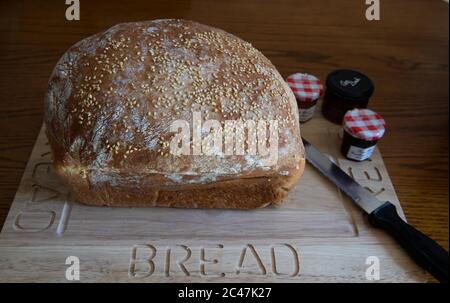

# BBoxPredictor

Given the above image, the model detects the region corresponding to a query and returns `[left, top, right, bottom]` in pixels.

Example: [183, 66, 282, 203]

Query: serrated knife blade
[302, 137, 383, 214]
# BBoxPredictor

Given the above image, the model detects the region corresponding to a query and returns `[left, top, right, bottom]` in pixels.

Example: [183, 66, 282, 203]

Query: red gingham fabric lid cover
[286, 73, 323, 103]
[343, 109, 386, 141]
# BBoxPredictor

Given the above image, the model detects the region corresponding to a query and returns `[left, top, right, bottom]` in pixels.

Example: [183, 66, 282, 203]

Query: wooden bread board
[0, 111, 427, 282]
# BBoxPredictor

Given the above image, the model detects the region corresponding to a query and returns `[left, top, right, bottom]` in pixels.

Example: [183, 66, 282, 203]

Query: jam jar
[322, 69, 375, 124]
[286, 73, 323, 123]
[341, 108, 386, 161]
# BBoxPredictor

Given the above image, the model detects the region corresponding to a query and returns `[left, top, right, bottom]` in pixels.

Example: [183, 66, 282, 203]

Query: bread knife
[302, 138, 449, 282]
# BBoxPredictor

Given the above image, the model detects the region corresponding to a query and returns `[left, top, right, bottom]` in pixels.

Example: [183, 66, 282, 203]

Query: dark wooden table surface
[0, 0, 448, 262]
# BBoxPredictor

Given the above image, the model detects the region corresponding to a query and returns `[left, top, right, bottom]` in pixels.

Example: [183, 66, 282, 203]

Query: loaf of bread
[44, 19, 305, 209]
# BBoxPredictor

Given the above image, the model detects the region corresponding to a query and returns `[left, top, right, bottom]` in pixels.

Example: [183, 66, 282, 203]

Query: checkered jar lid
[343, 109, 386, 141]
[286, 73, 323, 103]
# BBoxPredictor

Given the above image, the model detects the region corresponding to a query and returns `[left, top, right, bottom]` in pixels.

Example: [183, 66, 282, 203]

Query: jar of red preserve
[322, 69, 375, 124]
[286, 73, 323, 123]
[341, 108, 386, 161]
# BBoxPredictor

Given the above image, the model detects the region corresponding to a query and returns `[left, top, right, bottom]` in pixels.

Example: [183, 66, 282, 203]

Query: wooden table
[0, 0, 448, 260]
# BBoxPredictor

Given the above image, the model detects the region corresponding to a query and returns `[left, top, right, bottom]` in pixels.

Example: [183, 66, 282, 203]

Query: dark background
[0, 0, 448, 252]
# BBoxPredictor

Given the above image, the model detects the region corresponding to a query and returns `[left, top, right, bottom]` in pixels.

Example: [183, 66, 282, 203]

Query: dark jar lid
[326, 69, 375, 102]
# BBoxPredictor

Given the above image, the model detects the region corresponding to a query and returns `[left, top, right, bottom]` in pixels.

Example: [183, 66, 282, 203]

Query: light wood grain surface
[0, 116, 426, 282]
[0, 0, 448, 269]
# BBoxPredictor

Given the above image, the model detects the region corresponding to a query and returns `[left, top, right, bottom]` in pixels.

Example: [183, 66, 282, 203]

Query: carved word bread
[44, 19, 305, 209]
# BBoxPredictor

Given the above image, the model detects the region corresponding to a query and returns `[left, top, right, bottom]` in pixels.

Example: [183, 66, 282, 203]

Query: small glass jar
[322, 69, 375, 124]
[341, 108, 386, 161]
[286, 73, 323, 123]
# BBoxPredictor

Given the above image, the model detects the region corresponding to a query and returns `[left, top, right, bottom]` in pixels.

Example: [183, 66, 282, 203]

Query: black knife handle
[368, 202, 449, 283]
